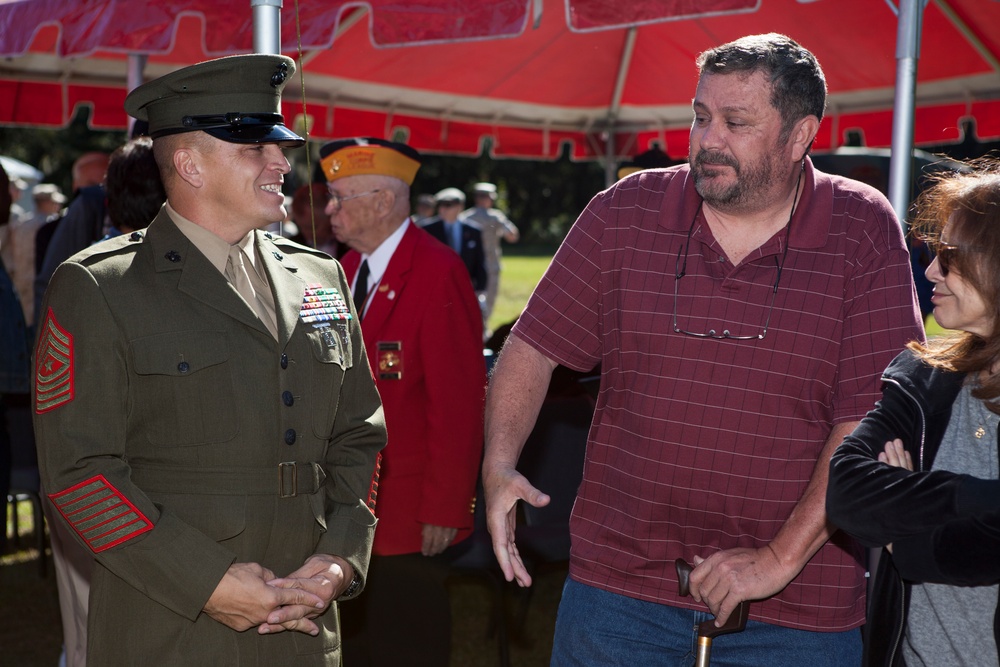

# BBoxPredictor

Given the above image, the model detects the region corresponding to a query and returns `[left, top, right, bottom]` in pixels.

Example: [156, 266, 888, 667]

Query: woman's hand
[878, 439, 913, 553]
[878, 438, 913, 471]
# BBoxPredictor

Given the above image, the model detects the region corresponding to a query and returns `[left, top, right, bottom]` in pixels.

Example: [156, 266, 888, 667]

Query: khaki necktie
[226, 245, 278, 339]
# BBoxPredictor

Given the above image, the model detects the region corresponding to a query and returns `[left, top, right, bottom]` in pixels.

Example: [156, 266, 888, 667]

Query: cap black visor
[204, 123, 304, 148]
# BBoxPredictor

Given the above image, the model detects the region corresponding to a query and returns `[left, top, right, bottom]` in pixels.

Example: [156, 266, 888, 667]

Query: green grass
[489, 255, 553, 333]
[2, 501, 62, 667]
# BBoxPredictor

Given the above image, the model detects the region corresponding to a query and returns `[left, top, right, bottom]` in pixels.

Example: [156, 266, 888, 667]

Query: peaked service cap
[434, 187, 466, 204]
[319, 137, 421, 185]
[124, 54, 304, 147]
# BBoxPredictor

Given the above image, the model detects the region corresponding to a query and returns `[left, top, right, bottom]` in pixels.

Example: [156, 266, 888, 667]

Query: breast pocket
[129, 330, 238, 447]
[305, 322, 352, 438]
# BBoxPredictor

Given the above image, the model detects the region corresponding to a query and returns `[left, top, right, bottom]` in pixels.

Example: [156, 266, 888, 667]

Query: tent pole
[604, 28, 638, 188]
[887, 0, 927, 227]
[252, 0, 283, 55]
[126, 54, 147, 136]
[605, 133, 616, 188]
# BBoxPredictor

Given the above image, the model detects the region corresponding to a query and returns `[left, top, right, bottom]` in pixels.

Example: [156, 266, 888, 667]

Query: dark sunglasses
[933, 242, 985, 277]
[935, 243, 960, 276]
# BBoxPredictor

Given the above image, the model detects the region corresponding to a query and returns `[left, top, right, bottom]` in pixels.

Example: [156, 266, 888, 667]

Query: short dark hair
[697, 33, 826, 142]
[106, 137, 166, 232]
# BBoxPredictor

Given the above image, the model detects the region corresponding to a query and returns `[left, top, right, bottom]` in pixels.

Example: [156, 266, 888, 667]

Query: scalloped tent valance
[0, 0, 997, 162]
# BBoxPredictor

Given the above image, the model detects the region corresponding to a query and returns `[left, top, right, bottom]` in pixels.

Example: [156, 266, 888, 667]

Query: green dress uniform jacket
[33, 208, 386, 666]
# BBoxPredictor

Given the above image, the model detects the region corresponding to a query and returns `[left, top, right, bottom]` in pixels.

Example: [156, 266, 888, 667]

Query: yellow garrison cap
[319, 137, 421, 185]
[124, 54, 304, 147]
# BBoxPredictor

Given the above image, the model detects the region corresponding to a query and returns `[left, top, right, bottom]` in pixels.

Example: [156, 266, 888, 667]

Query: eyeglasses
[327, 188, 380, 213]
[672, 215, 786, 340]
[672, 167, 801, 341]
[438, 200, 462, 207]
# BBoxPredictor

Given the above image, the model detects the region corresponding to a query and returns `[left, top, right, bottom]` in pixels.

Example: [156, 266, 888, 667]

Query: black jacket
[827, 348, 1000, 666]
[420, 217, 488, 293]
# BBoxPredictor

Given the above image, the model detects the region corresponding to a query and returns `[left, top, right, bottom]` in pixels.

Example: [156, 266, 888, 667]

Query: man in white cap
[34, 54, 386, 666]
[459, 181, 519, 326]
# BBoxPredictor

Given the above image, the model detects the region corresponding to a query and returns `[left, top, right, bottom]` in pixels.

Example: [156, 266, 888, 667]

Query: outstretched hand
[483, 466, 550, 587]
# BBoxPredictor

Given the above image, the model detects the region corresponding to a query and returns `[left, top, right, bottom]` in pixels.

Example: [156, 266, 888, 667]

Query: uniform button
[280, 353, 288, 369]
[282, 391, 294, 407]
[177, 361, 190, 373]
[284, 429, 296, 445]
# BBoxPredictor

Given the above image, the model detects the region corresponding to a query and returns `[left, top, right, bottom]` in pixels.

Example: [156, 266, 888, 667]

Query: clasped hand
[204, 554, 352, 636]
[687, 545, 793, 627]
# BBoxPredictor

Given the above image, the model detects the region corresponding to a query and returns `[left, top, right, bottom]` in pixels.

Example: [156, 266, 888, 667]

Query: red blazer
[341, 221, 486, 555]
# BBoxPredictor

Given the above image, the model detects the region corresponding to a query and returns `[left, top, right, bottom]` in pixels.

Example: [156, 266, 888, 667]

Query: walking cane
[675, 558, 750, 667]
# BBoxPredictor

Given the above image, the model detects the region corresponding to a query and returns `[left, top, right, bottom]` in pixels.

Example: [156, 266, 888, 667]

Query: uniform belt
[129, 461, 327, 498]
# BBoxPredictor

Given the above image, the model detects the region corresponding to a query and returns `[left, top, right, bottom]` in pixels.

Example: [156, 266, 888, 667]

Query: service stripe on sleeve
[48, 475, 153, 553]
[366, 452, 381, 516]
[35, 308, 75, 413]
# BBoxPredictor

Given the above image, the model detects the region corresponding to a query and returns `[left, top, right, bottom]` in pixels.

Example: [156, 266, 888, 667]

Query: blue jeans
[551, 578, 861, 667]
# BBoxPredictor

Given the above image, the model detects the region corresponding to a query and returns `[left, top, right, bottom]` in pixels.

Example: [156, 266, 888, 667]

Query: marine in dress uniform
[320, 138, 486, 666]
[33, 54, 386, 667]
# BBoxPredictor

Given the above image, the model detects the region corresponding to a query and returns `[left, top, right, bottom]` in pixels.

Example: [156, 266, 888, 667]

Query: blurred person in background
[414, 193, 436, 222]
[0, 162, 32, 556]
[33, 151, 111, 323]
[291, 182, 340, 257]
[1, 183, 66, 329]
[459, 181, 519, 329]
[420, 187, 488, 318]
[101, 136, 166, 238]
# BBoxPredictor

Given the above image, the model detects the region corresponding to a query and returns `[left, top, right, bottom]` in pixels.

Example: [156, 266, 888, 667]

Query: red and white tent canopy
[0, 0, 997, 161]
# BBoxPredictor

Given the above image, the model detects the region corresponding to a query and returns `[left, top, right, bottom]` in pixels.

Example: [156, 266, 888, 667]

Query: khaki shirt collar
[165, 202, 258, 278]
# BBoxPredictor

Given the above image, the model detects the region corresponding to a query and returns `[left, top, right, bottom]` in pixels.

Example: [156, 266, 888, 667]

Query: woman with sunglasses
[827, 161, 1000, 666]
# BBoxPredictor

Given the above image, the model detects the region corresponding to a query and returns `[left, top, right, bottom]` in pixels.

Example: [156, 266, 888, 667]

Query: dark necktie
[353, 259, 370, 315]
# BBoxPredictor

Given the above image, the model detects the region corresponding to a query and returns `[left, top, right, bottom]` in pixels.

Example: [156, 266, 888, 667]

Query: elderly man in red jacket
[321, 137, 486, 667]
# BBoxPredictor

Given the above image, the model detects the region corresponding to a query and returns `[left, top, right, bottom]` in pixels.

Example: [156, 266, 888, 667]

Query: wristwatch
[338, 570, 362, 600]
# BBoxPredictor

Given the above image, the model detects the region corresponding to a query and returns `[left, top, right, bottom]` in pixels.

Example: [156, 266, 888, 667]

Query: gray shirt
[902, 382, 999, 666]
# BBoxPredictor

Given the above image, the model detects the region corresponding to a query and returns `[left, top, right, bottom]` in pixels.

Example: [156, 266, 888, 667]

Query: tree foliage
[1, 110, 608, 249]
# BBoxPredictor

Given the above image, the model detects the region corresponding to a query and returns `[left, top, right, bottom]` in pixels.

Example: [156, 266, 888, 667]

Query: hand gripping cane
[675, 558, 750, 667]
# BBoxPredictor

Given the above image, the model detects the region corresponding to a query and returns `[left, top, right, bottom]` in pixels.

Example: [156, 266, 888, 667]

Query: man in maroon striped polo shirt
[483, 33, 922, 666]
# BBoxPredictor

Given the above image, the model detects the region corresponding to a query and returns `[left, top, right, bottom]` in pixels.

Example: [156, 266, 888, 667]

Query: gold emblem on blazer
[377, 341, 403, 380]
